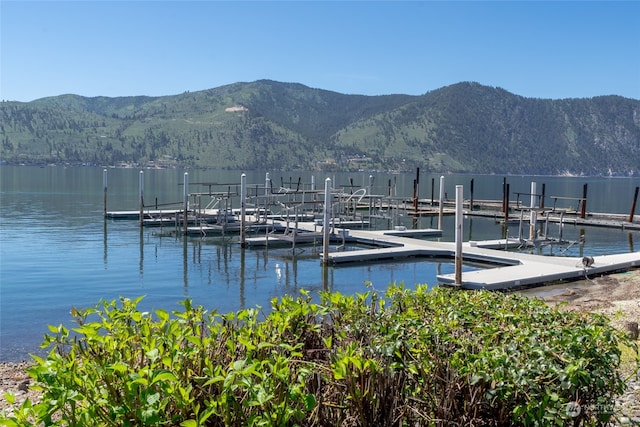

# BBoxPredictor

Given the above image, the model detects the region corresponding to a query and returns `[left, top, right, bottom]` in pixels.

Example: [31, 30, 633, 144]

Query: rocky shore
[2, 268, 640, 423]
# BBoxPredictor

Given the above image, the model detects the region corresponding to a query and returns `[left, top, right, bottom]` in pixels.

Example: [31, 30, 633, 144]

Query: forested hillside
[1, 80, 638, 175]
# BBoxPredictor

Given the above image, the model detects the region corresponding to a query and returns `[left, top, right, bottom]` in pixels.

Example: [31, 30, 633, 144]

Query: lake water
[1, 166, 639, 361]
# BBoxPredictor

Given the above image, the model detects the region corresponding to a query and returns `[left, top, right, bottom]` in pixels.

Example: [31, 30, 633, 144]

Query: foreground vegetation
[2, 286, 637, 426]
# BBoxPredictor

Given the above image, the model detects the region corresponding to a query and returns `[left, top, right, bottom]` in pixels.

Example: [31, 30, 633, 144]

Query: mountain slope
[1, 81, 638, 175]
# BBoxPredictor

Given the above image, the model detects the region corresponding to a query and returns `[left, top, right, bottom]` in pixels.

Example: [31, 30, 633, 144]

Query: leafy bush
[2, 286, 637, 426]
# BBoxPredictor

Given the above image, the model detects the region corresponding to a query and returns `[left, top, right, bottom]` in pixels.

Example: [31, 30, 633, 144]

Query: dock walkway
[272, 221, 640, 291]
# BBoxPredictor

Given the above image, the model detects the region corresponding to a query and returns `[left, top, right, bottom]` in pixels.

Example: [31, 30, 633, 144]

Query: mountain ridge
[1, 80, 638, 175]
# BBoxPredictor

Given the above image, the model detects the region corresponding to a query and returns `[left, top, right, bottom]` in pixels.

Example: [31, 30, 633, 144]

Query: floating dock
[261, 221, 640, 291]
[436, 251, 639, 290]
[103, 171, 639, 291]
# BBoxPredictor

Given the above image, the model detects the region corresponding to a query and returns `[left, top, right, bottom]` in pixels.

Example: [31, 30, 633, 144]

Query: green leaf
[151, 370, 177, 385]
[156, 309, 170, 323]
[146, 348, 160, 362]
[3, 391, 15, 404]
[304, 393, 317, 411]
[146, 392, 160, 405]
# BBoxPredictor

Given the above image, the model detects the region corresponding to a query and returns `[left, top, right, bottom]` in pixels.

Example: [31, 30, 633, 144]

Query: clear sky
[1, 1, 639, 102]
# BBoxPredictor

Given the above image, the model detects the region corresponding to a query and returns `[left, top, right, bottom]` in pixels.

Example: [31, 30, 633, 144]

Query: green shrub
[1, 286, 637, 426]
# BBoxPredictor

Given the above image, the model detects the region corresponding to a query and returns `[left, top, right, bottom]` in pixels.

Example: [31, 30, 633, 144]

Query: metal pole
[469, 178, 474, 211]
[265, 172, 270, 221]
[139, 171, 144, 227]
[438, 176, 445, 230]
[103, 169, 108, 217]
[530, 182, 537, 240]
[530, 181, 537, 209]
[629, 186, 639, 223]
[322, 178, 331, 265]
[455, 185, 463, 285]
[368, 175, 374, 220]
[183, 172, 189, 235]
[240, 173, 246, 247]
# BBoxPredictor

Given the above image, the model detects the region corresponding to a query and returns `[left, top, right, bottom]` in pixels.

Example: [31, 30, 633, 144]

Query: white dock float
[437, 251, 640, 290]
[383, 228, 443, 238]
[106, 209, 181, 220]
[469, 238, 522, 250]
[309, 223, 640, 290]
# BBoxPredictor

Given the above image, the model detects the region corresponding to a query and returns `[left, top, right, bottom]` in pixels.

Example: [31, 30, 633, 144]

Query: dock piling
[505, 184, 510, 221]
[438, 176, 445, 230]
[103, 169, 108, 217]
[629, 186, 639, 223]
[470, 178, 474, 211]
[413, 168, 420, 215]
[240, 173, 246, 247]
[502, 177, 507, 213]
[322, 178, 332, 265]
[580, 184, 588, 219]
[530, 182, 537, 240]
[455, 185, 463, 285]
[139, 171, 144, 227]
[431, 178, 435, 206]
[183, 173, 189, 235]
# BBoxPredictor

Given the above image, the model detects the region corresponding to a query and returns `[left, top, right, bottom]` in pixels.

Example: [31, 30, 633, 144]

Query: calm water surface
[1, 166, 639, 361]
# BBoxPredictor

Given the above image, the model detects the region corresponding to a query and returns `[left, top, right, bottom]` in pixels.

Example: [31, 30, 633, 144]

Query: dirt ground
[520, 267, 640, 328]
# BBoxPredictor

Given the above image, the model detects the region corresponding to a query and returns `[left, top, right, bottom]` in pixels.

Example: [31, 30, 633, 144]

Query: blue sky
[1, 1, 639, 102]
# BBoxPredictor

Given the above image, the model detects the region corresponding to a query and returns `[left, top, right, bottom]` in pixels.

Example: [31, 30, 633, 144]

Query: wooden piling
[470, 178, 474, 211]
[629, 186, 639, 223]
[502, 177, 507, 213]
[431, 177, 435, 206]
[505, 184, 510, 221]
[413, 179, 418, 215]
[580, 184, 588, 219]
[415, 168, 420, 214]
